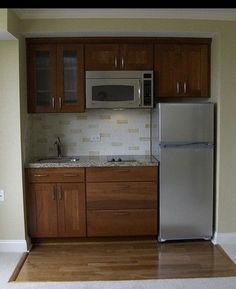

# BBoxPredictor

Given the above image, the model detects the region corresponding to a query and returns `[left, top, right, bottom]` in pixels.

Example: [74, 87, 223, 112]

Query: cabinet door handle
[63, 173, 79, 177]
[58, 185, 63, 200]
[114, 56, 118, 68]
[115, 169, 130, 173]
[184, 82, 187, 94]
[121, 56, 124, 69]
[33, 174, 49, 177]
[113, 212, 129, 216]
[117, 185, 130, 190]
[52, 97, 55, 108]
[176, 82, 180, 94]
[59, 97, 62, 109]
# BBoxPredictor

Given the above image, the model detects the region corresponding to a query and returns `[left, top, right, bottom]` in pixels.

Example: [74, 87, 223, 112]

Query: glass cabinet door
[28, 44, 57, 112]
[57, 44, 84, 112]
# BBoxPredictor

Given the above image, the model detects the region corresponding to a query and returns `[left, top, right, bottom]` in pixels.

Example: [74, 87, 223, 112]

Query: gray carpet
[2, 252, 236, 289]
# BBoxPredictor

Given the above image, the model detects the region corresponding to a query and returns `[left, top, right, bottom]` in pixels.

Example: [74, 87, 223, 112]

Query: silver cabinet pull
[121, 56, 124, 69]
[114, 56, 118, 68]
[63, 173, 79, 177]
[59, 97, 62, 109]
[184, 82, 187, 94]
[138, 80, 142, 106]
[34, 174, 49, 177]
[113, 212, 129, 216]
[176, 82, 180, 94]
[52, 97, 55, 108]
[115, 169, 130, 173]
[58, 185, 63, 200]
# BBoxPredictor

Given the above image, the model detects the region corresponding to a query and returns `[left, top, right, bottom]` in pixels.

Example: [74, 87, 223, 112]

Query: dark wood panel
[86, 167, 158, 182]
[87, 182, 157, 210]
[120, 44, 153, 70]
[26, 168, 85, 183]
[87, 209, 157, 236]
[57, 183, 86, 237]
[85, 44, 119, 70]
[28, 183, 58, 237]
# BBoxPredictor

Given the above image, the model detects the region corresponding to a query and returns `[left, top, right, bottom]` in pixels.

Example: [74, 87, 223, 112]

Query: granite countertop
[26, 155, 159, 168]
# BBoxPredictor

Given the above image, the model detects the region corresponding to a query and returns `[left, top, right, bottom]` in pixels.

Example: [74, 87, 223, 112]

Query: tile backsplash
[28, 109, 151, 158]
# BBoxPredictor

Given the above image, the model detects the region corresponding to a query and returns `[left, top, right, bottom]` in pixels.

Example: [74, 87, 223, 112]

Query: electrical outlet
[90, 135, 101, 142]
[0, 190, 4, 202]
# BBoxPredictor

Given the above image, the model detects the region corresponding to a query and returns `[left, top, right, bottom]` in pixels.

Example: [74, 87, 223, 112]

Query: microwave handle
[138, 80, 142, 106]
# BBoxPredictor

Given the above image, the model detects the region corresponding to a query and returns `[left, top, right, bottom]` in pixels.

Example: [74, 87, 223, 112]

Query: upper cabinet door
[85, 44, 119, 70]
[181, 44, 209, 97]
[155, 43, 210, 98]
[28, 44, 57, 112]
[57, 44, 84, 112]
[85, 43, 153, 70]
[120, 44, 153, 70]
[155, 44, 181, 97]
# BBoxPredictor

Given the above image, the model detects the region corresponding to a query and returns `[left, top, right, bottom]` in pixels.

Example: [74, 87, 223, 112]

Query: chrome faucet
[54, 137, 62, 158]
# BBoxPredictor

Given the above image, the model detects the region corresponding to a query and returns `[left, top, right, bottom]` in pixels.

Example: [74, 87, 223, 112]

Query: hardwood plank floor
[14, 240, 236, 282]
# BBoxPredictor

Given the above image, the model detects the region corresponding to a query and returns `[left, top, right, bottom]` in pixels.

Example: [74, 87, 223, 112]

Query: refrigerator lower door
[159, 145, 214, 242]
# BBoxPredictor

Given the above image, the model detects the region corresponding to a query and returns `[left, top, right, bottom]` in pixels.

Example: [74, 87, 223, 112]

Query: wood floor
[14, 240, 236, 282]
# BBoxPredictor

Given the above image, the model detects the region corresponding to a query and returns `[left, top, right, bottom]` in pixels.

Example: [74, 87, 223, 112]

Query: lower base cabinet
[87, 209, 157, 236]
[26, 168, 86, 238]
[86, 167, 158, 237]
[26, 166, 158, 238]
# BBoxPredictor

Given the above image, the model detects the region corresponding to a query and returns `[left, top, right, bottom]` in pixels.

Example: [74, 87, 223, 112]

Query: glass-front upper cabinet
[27, 43, 84, 113]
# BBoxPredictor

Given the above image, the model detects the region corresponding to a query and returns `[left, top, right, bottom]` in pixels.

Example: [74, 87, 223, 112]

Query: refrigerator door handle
[160, 142, 214, 148]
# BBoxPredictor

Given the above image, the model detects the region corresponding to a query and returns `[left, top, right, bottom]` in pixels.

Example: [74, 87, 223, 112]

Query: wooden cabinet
[155, 43, 210, 97]
[27, 43, 84, 113]
[26, 168, 86, 237]
[85, 43, 153, 70]
[86, 166, 158, 237]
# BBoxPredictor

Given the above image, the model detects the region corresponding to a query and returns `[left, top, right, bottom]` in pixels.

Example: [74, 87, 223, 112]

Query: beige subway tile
[145, 124, 151, 128]
[88, 124, 99, 128]
[117, 119, 128, 124]
[111, 142, 123, 146]
[70, 128, 82, 133]
[77, 115, 88, 120]
[82, 137, 91, 142]
[99, 115, 111, 120]
[140, 137, 150, 142]
[128, 146, 140, 151]
[89, 151, 100, 156]
[59, 120, 71, 125]
[37, 138, 48, 144]
[42, 125, 53, 129]
[100, 133, 111, 137]
[128, 128, 139, 133]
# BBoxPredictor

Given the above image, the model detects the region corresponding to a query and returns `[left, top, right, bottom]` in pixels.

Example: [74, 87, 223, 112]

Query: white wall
[0, 40, 26, 251]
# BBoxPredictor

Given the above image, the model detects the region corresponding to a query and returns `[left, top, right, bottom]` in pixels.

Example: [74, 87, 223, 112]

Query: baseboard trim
[212, 232, 236, 263]
[0, 240, 28, 252]
[212, 232, 236, 245]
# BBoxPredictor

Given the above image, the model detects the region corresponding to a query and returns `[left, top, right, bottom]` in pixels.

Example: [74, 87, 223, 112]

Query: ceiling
[12, 8, 236, 21]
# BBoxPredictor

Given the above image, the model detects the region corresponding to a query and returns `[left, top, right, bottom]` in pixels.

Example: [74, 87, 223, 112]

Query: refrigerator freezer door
[159, 145, 214, 241]
[159, 103, 214, 143]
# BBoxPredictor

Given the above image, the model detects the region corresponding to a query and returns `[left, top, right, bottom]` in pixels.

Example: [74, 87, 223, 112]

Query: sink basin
[38, 157, 80, 163]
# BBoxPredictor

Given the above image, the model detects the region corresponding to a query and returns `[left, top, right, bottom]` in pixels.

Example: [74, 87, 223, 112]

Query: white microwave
[86, 71, 153, 109]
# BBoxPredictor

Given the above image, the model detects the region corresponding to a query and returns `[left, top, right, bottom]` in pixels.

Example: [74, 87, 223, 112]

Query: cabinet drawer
[87, 182, 157, 210]
[87, 209, 157, 236]
[26, 168, 85, 183]
[86, 167, 157, 182]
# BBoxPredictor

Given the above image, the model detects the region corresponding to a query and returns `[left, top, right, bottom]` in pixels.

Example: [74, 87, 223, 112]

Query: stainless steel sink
[38, 157, 80, 163]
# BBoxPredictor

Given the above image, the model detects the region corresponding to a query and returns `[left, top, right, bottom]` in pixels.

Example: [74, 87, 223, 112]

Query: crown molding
[12, 8, 236, 21]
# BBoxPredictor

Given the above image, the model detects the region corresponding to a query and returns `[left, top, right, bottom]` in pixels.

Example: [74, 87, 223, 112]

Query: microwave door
[86, 79, 141, 108]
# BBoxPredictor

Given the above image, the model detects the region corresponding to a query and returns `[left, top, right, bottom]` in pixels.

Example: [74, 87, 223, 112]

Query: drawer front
[86, 167, 158, 182]
[87, 209, 157, 236]
[87, 182, 157, 210]
[26, 168, 85, 183]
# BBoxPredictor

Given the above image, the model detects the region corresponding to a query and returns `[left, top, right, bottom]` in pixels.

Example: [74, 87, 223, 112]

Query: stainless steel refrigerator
[152, 103, 214, 242]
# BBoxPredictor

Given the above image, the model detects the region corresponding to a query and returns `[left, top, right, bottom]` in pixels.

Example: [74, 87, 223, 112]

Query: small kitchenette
[24, 36, 214, 244]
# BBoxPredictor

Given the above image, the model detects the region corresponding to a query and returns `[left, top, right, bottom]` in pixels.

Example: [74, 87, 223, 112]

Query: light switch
[0, 190, 4, 202]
